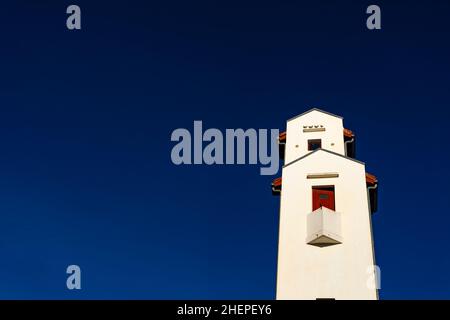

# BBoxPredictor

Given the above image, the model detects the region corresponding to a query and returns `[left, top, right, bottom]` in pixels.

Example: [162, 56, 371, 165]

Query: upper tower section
[279, 108, 356, 164]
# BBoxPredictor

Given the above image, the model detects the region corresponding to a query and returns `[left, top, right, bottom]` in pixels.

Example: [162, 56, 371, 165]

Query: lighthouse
[272, 108, 379, 300]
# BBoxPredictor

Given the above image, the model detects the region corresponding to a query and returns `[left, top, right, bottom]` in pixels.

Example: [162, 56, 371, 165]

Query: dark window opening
[308, 139, 322, 151]
[312, 186, 335, 211]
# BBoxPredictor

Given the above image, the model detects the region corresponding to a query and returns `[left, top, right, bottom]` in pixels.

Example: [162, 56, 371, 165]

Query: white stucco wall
[285, 109, 345, 164]
[276, 149, 377, 300]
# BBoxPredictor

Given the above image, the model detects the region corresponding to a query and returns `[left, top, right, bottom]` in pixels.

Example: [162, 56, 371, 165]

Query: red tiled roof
[365, 173, 378, 186]
[343, 128, 354, 138]
[272, 177, 282, 188]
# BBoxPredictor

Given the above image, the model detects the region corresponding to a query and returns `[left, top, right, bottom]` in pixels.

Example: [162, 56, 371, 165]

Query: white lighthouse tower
[272, 108, 379, 300]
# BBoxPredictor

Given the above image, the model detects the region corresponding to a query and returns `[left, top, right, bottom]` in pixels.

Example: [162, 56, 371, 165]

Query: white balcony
[306, 207, 342, 247]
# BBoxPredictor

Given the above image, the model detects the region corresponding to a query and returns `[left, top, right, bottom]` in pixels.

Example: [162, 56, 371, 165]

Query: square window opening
[308, 139, 322, 151]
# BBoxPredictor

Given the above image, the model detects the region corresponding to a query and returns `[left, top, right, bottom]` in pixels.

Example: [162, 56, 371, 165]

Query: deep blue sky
[0, 0, 449, 299]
